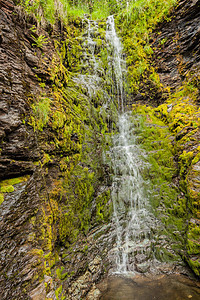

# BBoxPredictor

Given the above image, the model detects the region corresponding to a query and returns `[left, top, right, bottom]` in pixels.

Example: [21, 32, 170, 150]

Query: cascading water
[73, 14, 159, 275]
[109, 112, 158, 273]
[73, 18, 103, 99]
[106, 16, 126, 112]
[85, 18, 99, 74]
[66, 14, 200, 300]
[105, 16, 158, 274]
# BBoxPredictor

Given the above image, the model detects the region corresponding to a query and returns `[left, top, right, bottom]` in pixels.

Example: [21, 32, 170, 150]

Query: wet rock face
[0, 0, 39, 179]
[0, 2, 55, 298]
[0, 3, 112, 299]
[67, 256, 103, 299]
[0, 2, 36, 297]
[152, 0, 200, 97]
[0, 175, 41, 299]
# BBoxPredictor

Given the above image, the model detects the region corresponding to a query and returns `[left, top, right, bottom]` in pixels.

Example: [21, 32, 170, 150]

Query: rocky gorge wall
[0, 1, 115, 299]
[0, 0, 200, 299]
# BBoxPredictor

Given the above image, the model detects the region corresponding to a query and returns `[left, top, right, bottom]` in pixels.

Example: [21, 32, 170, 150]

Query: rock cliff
[0, 1, 113, 298]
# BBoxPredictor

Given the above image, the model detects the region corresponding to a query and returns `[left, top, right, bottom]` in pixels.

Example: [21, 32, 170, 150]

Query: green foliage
[58, 166, 95, 245]
[0, 176, 29, 187]
[31, 97, 52, 131]
[0, 193, 4, 205]
[0, 176, 29, 197]
[32, 34, 48, 48]
[132, 81, 200, 276]
[0, 185, 14, 193]
[179, 151, 193, 177]
[0, 176, 29, 206]
[30, 25, 37, 33]
[23, 0, 41, 15]
[132, 105, 187, 256]
[96, 189, 112, 222]
[155, 84, 199, 134]
[55, 285, 63, 300]
[23, 0, 67, 24]
[159, 38, 167, 45]
[56, 266, 68, 280]
[21, 0, 137, 24]
[66, 1, 89, 18]
[67, 0, 128, 19]
[116, 0, 177, 94]
[91, 0, 116, 20]
[188, 258, 200, 277]
[154, 82, 200, 205]
[52, 110, 67, 129]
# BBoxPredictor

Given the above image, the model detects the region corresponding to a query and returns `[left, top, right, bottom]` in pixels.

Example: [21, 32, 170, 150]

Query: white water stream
[109, 112, 156, 273]
[106, 15, 126, 112]
[106, 16, 157, 274]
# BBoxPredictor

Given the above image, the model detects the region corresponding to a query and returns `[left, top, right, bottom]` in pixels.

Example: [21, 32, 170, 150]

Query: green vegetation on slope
[19, 12, 115, 295]
[154, 83, 200, 276]
[116, 0, 177, 97]
[132, 79, 200, 275]
[131, 105, 187, 262]
[20, 0, 130, 23]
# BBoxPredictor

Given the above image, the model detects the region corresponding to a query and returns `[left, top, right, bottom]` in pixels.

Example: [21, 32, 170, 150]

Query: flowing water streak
[106, 15, 126, 112]
[110, 112, 154, 273]
[85, 18, 99, 74]
[106, 16, 156, 274]
[73, 18, 102, 98]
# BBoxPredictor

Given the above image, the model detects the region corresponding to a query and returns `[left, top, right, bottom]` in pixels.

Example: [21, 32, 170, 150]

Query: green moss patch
[132, 104, 188, 260]
[0, 176, 29, 205]
[132, 80, 200, 275]
[116, 0, 177, 96]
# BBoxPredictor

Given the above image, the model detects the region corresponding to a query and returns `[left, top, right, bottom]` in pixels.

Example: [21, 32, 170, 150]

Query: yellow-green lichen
[0, 176, 29, 205]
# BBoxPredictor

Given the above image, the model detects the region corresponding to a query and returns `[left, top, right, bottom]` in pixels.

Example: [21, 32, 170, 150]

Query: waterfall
[85, 19, 99, 74]
[105, 17, 157, 274]
[73, 18, 102, 99]
[73, 15, 157, 274]
[109, 112, 157, 274]
[106, 15, 126, 112]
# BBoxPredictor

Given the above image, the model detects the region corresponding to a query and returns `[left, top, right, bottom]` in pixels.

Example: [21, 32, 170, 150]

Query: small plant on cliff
[31, 34, 48, 49]
[31, 97, 52, 131]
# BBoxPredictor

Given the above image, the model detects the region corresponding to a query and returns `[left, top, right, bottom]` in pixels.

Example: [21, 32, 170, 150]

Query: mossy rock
[0, 175, 29, 206]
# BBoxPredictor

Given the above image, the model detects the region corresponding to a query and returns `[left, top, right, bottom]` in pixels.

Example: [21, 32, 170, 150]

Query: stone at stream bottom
[86, 284, 101, 300]
[66, 256, 103, 299]
[30, 275, 54, 300]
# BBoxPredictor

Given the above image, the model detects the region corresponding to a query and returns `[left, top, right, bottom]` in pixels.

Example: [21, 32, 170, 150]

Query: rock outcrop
[152, 0, 200, 97]
[0, 1, 112, 298]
